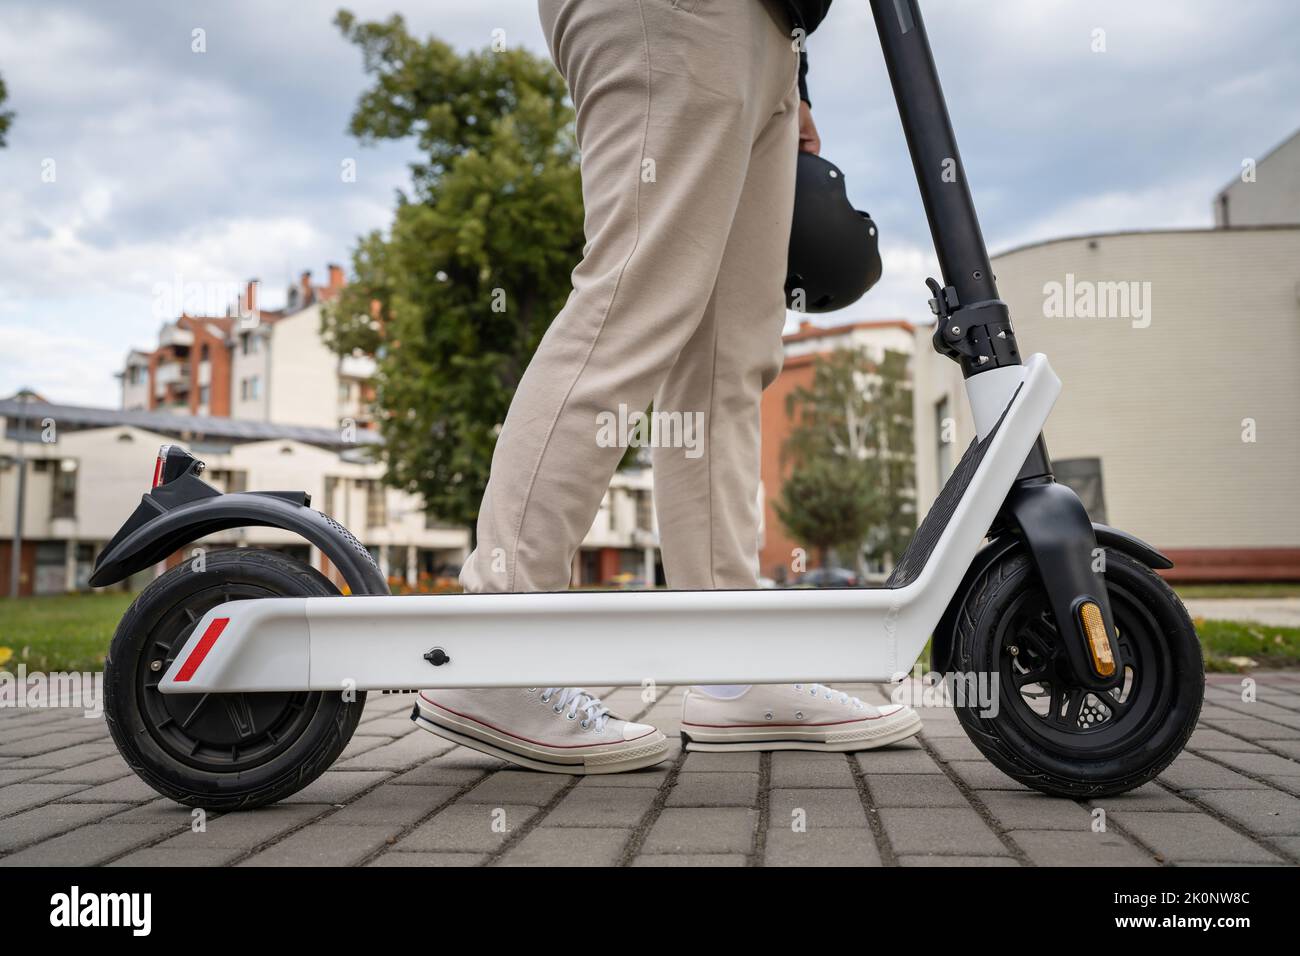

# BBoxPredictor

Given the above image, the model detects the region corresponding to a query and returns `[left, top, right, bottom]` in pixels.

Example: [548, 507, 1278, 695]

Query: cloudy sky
[1, 0, 1297, 405]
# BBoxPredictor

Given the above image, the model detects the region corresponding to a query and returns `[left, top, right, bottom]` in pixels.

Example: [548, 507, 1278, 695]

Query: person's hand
[798, 101, 821, 155]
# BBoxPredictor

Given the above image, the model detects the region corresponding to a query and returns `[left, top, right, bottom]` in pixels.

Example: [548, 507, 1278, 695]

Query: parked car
[795, 566, 860, 588]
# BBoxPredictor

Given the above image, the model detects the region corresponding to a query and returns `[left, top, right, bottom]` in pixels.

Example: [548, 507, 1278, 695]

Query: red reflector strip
[173, 617, 230, 682]
[151, 455, 165, 489]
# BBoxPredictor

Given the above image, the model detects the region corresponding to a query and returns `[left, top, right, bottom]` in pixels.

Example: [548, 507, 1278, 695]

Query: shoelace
[796, 683, 865, 709]
[538, 687, 611, 731]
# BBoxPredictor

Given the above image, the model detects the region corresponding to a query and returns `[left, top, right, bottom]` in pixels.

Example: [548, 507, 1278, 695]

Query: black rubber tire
[104, 548, 366, 811]
[952, 548, 1203, 798]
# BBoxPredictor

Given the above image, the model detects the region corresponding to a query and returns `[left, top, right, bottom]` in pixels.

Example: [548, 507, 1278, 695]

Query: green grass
[1175, 582, 1300, 599]
[1195, 617, 1300, 673]
[0, 592, 136, 673]
[1, 591, 1298, 675]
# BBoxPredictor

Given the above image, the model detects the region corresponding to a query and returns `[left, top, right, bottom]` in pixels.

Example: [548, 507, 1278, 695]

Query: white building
[0, 399, 466, 596]
[914, 129, 1300, 582]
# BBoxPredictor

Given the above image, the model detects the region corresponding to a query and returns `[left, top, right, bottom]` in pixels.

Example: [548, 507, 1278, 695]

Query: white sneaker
[681, 684, 922, 752]
[413, 687, 670, 774]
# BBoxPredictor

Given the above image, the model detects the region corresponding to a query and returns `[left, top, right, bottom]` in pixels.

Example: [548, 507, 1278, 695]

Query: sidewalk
[1, 675, 1298, 866]
[1181, 598, 1300, 629]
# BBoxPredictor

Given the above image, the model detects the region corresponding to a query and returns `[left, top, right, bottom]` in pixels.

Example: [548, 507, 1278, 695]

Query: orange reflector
[1080, 601, 1115, 677]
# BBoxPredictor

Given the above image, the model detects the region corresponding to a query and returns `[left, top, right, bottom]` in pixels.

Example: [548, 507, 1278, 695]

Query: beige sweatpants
[460, 0, 800, 595]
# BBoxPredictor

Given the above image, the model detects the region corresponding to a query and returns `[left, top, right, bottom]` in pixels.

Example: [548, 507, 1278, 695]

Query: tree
[0, 72, 14, 148]
[323, 11, 584, 529]
[773, 457, 877, 572]
[777, 347, 916, 575]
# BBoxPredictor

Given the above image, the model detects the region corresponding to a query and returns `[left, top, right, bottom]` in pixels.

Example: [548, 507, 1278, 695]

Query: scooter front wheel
[104, 548, 366, 811]
[952, 549, 1203, 797]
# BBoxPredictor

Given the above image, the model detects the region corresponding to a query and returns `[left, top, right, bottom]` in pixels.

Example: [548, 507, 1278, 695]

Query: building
[0, 396, 466, 596]
[118, 266, 377, 432]
[913, 129, 1300, 581]
[759, 319, 916, 583]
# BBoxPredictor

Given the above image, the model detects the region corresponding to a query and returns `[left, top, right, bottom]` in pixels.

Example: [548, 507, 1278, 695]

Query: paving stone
[924, 736, 986, 761]
[943, 761, 1031, 791]
[2, 741, 118, 770]
[767, 788, 868, 829]
[159, 803, 330, 850]
[321, 784, 458, 827]
[541, 786, 658, 828]
[1010, 829, 1156, 866]
[1089, 783, 1197, 813]
[898, 854, 1019, 866]
[57, 774, 159, 804]
[239, 824, 398, 866]
[633, 853, 748, 867]
[0, 729, 106, 758]
[1188, 729, 1264, 752]
[335, 732, 450, 771]
[423, 747, 509, 773]
[280, 770, 390, 804]
[865, 773, 968, 808]
[976, 790, 1094, 829]
[396, 803, 540, 853]
[0, 820, 184, 866]
[642, 808, 757, 854]
[1183, 789, 1300, 836]
[571, 767, 671, 788]
[763, 828, 881, 867]
[1108, 811, 1282, 864]
[878, 808, 1008, 857]
[28, 754, 131, 785]
[500, 826, 629, 866]
[770, 752, 855, 788]
[367, 851, 487, 867]
[1262, 740, 1300, 761]
[337, 735, 390, 760]
[460, 771, 571, 807]
[665, 771, 758, 807]
[853, 743, 940, 774]
[681, 751, 761, 774]
[1196, 750, 1300, 778]
[0, 802, 130, 853]
[387, 763, 487, 788]
[1158, 753, 1267, 790]
[0, 782, 87, 814]
[0, 767, 53, 786]
[105, 798, 198, 825]
[109, 846, 243, 867]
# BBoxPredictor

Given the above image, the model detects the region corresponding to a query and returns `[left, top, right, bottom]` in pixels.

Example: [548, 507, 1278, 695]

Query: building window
[200, 343, 210, 362]
[635, 489, 654, 533]
[935, 397, 954, 487]
[208, 469, 247, 494]
[198, 385, 210, 406]
[365, 480, 387, 527]
[1055, 458, 1108, 525]
[240, 376, 261, 401]
[51, 459, 77, 519]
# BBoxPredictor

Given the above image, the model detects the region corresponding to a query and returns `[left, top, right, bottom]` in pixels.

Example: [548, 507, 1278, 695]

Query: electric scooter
[91, 0, 1204, 810]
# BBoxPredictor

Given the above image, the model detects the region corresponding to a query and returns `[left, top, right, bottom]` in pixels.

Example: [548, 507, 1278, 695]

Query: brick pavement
[1, 674, 1298, 866]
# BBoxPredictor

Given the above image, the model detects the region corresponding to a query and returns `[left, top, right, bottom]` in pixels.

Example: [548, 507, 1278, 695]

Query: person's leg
[418, 0, 802, 772]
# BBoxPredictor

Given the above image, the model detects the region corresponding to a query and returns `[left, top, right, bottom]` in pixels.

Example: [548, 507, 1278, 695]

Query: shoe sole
[411, 704, 670, 775]
[682, 710, 923, 753]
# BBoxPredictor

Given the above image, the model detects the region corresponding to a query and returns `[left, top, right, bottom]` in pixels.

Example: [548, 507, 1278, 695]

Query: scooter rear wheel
[952, 548, 1203, 797]
[104, 548, 366, 811]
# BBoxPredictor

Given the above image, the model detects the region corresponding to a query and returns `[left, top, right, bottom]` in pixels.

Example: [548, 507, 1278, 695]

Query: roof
[783, 319, 915, 344]
[0, 397, 381, 450]
[991, 222, 1300, 261]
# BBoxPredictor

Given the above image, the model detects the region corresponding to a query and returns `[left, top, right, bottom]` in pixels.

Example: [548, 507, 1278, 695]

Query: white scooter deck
[157, 354, 1061, 694]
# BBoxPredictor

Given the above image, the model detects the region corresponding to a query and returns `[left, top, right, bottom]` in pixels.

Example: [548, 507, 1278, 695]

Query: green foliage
[324, 11, 584, 527]
[777, 346, 916, 572]
[0, 72, 13, 148]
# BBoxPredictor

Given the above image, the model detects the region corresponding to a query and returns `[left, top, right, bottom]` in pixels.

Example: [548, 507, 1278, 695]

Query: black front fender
[89, 491, 389, 596]
[929, 522, 1172, 676]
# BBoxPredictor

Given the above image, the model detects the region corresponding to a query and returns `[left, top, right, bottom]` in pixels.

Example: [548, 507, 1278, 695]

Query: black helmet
[785, 153, 882, 313]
